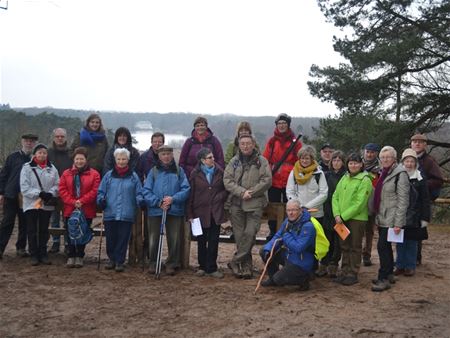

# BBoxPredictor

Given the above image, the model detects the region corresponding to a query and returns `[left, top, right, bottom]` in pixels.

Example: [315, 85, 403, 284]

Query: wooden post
[180, 220, 191, 269]
[128, 209, 144, 266]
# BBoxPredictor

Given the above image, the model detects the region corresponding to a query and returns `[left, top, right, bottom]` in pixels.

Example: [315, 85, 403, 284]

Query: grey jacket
[375, 163, 409, 228]
[223, 151, 272, 212]
[20, 161, 59, 212]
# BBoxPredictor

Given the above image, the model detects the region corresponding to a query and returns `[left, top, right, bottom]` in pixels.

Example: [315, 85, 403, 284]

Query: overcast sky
[0, 0, 343, 118]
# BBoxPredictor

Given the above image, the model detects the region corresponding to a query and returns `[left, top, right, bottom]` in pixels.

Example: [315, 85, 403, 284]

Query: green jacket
[332, 171, 373, 222]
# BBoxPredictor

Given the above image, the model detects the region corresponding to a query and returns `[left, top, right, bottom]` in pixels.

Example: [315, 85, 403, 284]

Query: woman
[371, 146, 409, 292]
[187, 148, 228, 278]
[263, 113, 302, 239]
[20, 143, 59, 266]
[224, 121, 259, 165]
[71, 113, 108, 175]
[332, 153, 373, 285]
[103, 127, 140, 175]
[319, 150, 346, 278]
[59, 147, 100, 268]
[395, 148, 431, 277]
[97, 148, 144, 272]
[179, 116, 225, 178]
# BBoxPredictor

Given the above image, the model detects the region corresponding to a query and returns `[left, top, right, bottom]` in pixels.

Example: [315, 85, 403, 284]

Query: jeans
[377, 227, 394, 280]
[105, 220, 132, 265]
[50, 209, 61, 244]
[25, 209, 52, 259]
[197, 219, 220, 273]
[396, 239, 418, 270]
[0, 197, 27, 253]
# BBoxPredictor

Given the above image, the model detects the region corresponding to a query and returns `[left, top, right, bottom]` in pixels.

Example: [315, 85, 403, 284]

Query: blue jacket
[97, 168, 144, 222]
[263, 210, 316, 273]
[143, 162, 190, 217]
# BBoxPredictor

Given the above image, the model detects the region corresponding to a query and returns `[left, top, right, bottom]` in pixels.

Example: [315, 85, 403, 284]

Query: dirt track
[1, 223, 450, 337]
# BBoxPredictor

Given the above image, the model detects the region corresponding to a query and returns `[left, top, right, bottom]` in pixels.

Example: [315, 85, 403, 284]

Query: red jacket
[263, 128, 302, 189]
[59, 166, 101, 218]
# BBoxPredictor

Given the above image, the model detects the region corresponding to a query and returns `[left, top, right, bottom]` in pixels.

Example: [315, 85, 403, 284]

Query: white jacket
[286, 168, 328, 218]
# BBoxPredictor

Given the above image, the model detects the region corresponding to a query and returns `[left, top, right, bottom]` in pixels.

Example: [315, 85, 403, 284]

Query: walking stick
[254, 238, 282, 295]
[155, 209, 167, 279]
[97, 213, 104, 271]
[141, 208, 146, 272]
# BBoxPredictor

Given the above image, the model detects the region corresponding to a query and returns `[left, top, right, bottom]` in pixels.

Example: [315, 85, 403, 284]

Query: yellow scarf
[293, 160, 318, 185]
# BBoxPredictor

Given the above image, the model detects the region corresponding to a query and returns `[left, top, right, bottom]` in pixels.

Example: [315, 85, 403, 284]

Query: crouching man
[260, 199, 315, 291]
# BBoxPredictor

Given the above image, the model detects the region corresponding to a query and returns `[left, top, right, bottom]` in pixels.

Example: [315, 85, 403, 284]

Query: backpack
[67, 209, 93, 245]
[310, 217, 330, 260]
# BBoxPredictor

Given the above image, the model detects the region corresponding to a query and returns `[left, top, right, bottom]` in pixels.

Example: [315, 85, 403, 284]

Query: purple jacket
[179, 128, 225, 179]
[136, 147, 159, 182]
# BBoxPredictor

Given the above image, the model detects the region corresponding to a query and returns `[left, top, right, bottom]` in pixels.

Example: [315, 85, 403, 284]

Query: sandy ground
[1, 220, 450, 338]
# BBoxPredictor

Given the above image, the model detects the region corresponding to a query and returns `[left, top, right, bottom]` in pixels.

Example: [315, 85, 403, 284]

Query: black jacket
[0, 150, 31, 198]
[404, 176, 431, 241]
[48, 143, 72, 176]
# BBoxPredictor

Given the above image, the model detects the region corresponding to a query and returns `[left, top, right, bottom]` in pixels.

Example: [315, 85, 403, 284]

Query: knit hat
[275, 113, 291, 127]
[401, 148, 417, 162]
[410, 134, 427, 142]
[193, 116, 208, 127]
[364, 143, 380, 152]
[32, 143, 48, 155]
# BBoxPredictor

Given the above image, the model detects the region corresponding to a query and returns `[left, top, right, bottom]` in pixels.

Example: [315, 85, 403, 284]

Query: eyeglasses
[277, 121, 288, 125]
[380, 156, 394, 160]
[204, 156, 214, 160]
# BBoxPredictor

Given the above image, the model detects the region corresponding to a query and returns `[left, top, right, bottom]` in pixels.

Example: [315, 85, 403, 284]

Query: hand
[139, 200, 147, 210]
[162, 196, 173, 206]
[41, 192, 53, 202]
[262, 250, 270, 262]
[393, 226, 401, 235]
[242, 190, 252, 200]
[74, 200, 82, 208]
[335, 215, 343, 224]
[39, 191, 47, 199]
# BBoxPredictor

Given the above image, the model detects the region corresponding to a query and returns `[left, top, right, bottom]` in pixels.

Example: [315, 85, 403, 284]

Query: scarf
[80, 127, 105, 147]
[363, 157, 381, 174]
[372, 165, 392, 214]
[293, 160, 318, 185]
[201, 164, 215, 184]
[74, 172, 81, 198]
[115, 165, 129, 177]
[156, 159, 178, 174]
[33, 156, 48, 169]
[193, 130, 211, 143]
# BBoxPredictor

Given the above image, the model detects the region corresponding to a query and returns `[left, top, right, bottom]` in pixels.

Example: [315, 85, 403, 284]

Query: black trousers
[197, 219, 220, 273]
[0, 197, 27, 253]
[25, 209, 52, 259]
[267, 187, 287, 237]
[377, 227, 394, 280]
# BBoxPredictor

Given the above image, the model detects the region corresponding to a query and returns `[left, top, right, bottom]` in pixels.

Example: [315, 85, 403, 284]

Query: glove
[40, 192, 53, 202]
[99, 199, 107, 210]
[263, 250, 270, 262]
[39, 191, 47, 200]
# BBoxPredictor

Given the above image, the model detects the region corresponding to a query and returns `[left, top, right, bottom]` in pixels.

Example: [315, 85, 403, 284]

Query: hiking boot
[115, 264, 125, 273]
[404, 268, 415, 276]
[228, 261, 242, 278]
[371, 279, 391, 292]
[394, 268, 405, 276]
[207, 270, 224, 279]
[148, 264, 157, 274]
[315, 265, 328, 277]
[261, 278, 276, 287]
[40, 256, 52, 265]
[241, 265, 253, 279]
[66, 257, 75, 268]
[166, 266, 176, 276]
[298, 280, 310, 292]
[31, 256, 40, 266]
[373, 274, 397, 284]
[363, 257, 372, 267]
[341, 275, 358, 286]
[74, 257, 83, 268]
[327, 265, 338, 278]
[17, 248, 30, 257]
[105, 261, 116, 270]
[49, 242, 60, 254]
[195, 269, 206, 277]
[332, 275, 346, 284]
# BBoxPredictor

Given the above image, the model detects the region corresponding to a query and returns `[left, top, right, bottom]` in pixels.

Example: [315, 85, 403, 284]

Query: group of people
[0, 113, 444, 292]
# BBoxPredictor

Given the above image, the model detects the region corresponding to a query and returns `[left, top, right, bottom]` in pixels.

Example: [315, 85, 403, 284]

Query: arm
[285, 170, 297, 201]
[59, 171, 77, 206]
[304, 172, 328, 209]
[394, 172, 410, 228]
[47, 167, 60, 197]
[96, 174, 109, 205]
[142, 172, 162, 208]
[0, 154, 12, 195]
[134, 174, 145, 207]
[212, 137, 225, 170]
[103, 148, 114, 175]
[248, 158, 272, 197]
[263, 219, 287, 252]
[340, 177, 373, 221]
[282, 222, 316, 255]
[171, 168, 191, 203]
[332, 178, 343, 218]
[186, 174, 196, 220]
[20, 166, 40, 198]
[419, 178, 431, 224]
[179, 139, 191, 171]
[79, 170, 101, 205]
[223, 162, 246, 197]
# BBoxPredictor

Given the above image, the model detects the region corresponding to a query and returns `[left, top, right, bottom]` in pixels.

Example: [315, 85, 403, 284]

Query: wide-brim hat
[401, 148, 417, 162]
[157, 145, 174, 154]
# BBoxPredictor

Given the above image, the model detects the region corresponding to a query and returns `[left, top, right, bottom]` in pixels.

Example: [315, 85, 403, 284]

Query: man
[143, 145, 190, 275]
[410, 133, 444, 265]
[319, 143, 334, 173]
[47, 128, 72, 253]
[136, 132, 165, 182]
[224, 135, 272, 279]
[259, 200, 315, 291]
[0, 133, 38, 259]
[361, 142, 381, 266]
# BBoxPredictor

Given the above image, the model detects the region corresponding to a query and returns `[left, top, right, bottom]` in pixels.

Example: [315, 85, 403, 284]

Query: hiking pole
[97, 213, 104, 271]
[141, 208, 146, 272]
[254, 238, 282, 295]
[155, 209, 167, 279]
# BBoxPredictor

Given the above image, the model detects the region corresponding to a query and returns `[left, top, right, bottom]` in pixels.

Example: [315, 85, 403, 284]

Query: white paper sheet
[191, 218, 203, 236]
[387, 228, 404, 243]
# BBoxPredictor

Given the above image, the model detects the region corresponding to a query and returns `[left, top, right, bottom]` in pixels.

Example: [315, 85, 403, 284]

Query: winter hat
[275, 113, 291, 127]
[193, 116, 208, 127]
[32, 143, 48, 155]
[364, 143, 381, 152]
[401, 148, 417, 162]
[157, 145, 174, 154]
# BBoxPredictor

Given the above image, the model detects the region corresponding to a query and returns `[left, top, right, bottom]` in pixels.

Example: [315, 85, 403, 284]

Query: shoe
[416, 259, 422, 266]
[298, 280, 310, 291]
[31, 256, 40, 266]
[241, 265, 253, 279]
[373, 274, 397, 284]
[371, 279, 391, 292]
[115, 264, 125, 272]
[363, 257, 372, 267]
[17, 248, 30, 257]
[166, 266, 176, 276]
[49, 242, 60, 254]
[40, 256, 52, 265]
[105, 261, 116, 270]
[207, 270, 224, 279]
[66, 257, 75, 268]
[341, 276, 358, 286]
[195, 269, 206, 277]
[332, 275, 346, 284]
[394, 268, 405, 276]
[148, 264, 157, 274]
[315, 265, 328, 277]
[327, 265, 338, 278]
[228, 261, 242, 278]
[74, 257, 83, 268]
[261, 278, 276, 287]
[404, 269, 415, 276]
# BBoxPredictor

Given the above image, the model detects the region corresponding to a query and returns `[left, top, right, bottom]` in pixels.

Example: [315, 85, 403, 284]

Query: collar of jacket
[29, 159, 52, 169]
[111, 166, 133, 178]
[156, 159, 177, 173]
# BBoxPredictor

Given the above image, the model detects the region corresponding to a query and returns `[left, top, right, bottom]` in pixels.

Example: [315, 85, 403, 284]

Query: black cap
[321, 143, 333, 150]
[21, 134, 38, 141]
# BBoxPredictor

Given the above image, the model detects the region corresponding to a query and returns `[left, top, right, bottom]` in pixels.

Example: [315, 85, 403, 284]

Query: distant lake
[132, 130, 188, 151]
